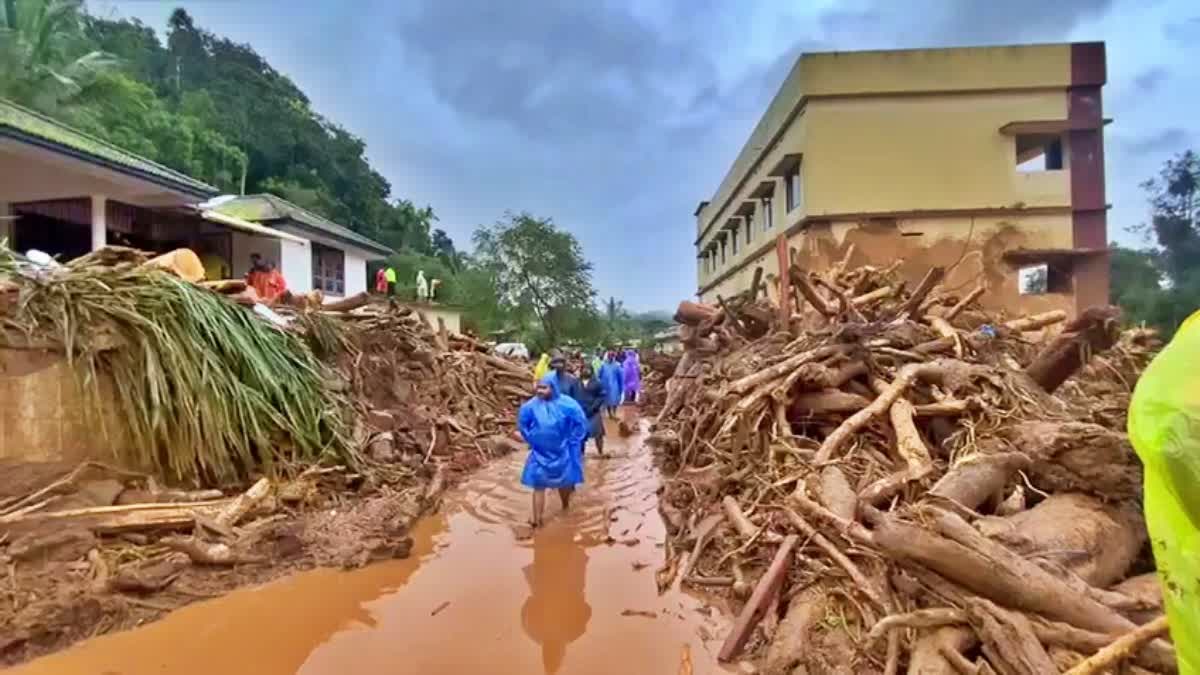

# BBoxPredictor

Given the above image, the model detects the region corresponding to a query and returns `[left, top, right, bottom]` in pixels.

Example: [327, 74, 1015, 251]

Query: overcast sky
[93, 0, 1199, 311]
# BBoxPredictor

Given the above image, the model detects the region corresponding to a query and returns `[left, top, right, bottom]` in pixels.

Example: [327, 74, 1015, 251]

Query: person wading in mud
[576, 364, 607, 457]
[598, 350, 624, 419]
[545, 353, 582, 401]
[519, 374, 587, 527]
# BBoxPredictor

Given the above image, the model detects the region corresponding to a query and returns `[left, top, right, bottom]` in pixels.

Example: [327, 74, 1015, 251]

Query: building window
[744, 214, 753, 244]
[1018, 262, 1071, 295]
[731, 228, 739, 255]
[785, 161, 803, 212]
[1016, 135, 1065, 172]
[720, 240, 727, 265]
[312, 242, 345, 295]
[762, 197, 773, 230]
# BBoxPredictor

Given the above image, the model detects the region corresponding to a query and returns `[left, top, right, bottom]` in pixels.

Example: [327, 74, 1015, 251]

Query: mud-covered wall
[0, 349, 123, 463]
[701, 214, 1077, 316]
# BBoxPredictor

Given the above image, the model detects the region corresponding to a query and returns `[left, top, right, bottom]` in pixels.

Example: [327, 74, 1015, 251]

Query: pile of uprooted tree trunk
[649, 261, 1172, 674]
[301, 300, 531, 472]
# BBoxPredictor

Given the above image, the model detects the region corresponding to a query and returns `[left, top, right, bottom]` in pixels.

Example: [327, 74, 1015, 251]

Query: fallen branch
[1004, 310, 1067, 333]
[898, 267, 945, 318]
[815, 361, 950, 463]
[723, 495, 782, 543]
[214, 478, 271, 527]
[1061, 615, 1171, 675]
[790, 267, 835, 316]
[783, 508, 884, 608]
[944, 285, 985, 321]
[866, 608, 968, 646]
[718, 535, 799, 662]
[1024, 306, 1121, 394]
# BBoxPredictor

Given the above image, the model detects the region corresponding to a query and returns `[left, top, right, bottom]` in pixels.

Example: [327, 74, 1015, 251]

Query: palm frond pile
[0, 244, 351, 485]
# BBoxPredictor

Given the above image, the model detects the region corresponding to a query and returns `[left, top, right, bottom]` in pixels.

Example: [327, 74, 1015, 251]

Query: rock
[9, 528, 96, 562]
[369, 432, 398, 462]
[367, 409, 396, 432]
[77, 479, 125, 506]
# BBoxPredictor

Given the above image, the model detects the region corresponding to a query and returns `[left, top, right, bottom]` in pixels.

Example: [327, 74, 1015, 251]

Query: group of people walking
[519, 348, 642, 527]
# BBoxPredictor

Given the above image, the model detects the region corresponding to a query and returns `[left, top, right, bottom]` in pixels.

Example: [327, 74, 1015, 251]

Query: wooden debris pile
[305, 299, 530, 474]
[650, 261, 1171, 674]
[0, 247, 529, 665]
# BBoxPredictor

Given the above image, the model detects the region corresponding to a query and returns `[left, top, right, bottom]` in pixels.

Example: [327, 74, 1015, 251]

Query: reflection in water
[521, 525, 592, 673]
[12, 418, 729, 675]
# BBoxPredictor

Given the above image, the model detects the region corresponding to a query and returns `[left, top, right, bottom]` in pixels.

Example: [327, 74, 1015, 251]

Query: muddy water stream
[14, 422, 728, 674]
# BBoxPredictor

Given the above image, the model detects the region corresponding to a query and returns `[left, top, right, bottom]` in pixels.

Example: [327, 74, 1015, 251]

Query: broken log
[868, 608, 968, 646]
[789, 267, 835, 316]
[912, 508, 1136, 634]
[889, 396, 933, 472]
[1062, 615, 1170, 675]
[792, 389, 872, 415]
[1004, 310, 1067, 333]
[815, 360, 952, 463]
[718, 534, 799, 662]
[1024, 306, 1121, 394]
[146, 248, 205, 282]
[723, 495, 782, 543]
[852, 285, 894, 306]
[783, 508, 885, 609]
[214, 477, 271, 527]
[898, 267, 945, 318]
[817, 466, 857, 522]
[0, 498, 229, 533]
[929, 451, 1032, 511]
[674, 300, 721, 326]
[321, 291, 370, 312]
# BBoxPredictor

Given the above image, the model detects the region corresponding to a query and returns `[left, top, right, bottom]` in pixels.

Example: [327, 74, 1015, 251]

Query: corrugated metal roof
[0, 98, 217, 197]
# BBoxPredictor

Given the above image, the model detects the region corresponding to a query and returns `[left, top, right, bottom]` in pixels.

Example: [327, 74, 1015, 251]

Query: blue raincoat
[519, 374, 588, 489]
[598, 359, 624, 407]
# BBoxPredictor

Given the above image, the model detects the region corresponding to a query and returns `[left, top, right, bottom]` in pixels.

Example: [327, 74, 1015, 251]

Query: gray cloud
[1133, 67, 1169, 94]
[103, 0, 1193, 308]
[1118, 128, 1191, 155]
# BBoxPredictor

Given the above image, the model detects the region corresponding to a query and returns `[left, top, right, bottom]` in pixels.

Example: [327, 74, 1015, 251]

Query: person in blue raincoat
[519, 373, 588, 527]
[597, 350, 624, 419]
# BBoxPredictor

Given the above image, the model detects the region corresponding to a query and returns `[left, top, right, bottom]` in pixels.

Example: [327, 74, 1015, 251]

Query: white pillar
[90, 195, 107, 251]
[0, 201, 11, 245]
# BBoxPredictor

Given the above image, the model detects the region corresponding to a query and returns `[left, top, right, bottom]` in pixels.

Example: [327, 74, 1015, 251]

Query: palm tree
[0, 0, 115, 113]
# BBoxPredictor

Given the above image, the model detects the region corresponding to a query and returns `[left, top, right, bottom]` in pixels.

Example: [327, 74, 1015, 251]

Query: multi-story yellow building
[694, 42, 1108, 316]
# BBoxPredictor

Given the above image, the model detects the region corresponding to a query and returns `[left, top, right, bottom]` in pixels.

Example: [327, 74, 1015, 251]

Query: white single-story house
[0, 99, 392, 299]
[210, 193, 392, 299]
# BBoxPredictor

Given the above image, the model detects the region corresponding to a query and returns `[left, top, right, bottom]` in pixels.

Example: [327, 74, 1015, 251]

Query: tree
[472, 212, 596, 347]
[0, 0, 116, 114]
[1109, 150, 1200, 337]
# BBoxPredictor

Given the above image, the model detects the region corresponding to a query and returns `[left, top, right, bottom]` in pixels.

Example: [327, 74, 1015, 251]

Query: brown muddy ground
[11, 419, 729, 674]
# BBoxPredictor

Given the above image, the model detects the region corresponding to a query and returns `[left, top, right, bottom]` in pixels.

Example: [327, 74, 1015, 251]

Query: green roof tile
[215, 194, 393, 256]
[0, 98, 216, 197]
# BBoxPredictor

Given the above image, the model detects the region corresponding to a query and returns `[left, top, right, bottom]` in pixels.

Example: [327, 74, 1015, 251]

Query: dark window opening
[762, 198, 773, 229]
[785, 161, 803, 212]
[1016, 134, 1065, 172]
[731, 228, 739, 255]
[1018, 262, 1072, 295]
[744, 214, 753, 243]
[312, 242, 345, 295]
[720, 240, 727, 264]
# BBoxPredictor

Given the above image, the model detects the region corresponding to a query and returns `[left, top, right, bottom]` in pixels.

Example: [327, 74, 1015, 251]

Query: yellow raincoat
[533, 353, 551, 384]
[1128, 309, 1200, 673]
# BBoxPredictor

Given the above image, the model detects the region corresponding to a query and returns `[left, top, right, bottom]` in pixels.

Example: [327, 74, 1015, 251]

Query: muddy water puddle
[13, 422, 728, 674]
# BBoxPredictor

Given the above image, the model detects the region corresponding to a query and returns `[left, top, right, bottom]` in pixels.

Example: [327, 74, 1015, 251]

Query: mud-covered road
[13, 420, 728, 674]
